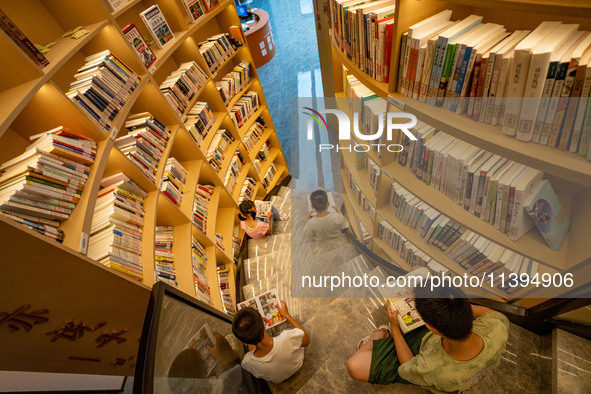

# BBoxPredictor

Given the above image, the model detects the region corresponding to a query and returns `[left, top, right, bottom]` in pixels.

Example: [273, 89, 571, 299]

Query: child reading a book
[238, 200, 282, 239]
[347, 281, 509, 393]
[304, 190, 349, 240]
[232, 300, 311, 383]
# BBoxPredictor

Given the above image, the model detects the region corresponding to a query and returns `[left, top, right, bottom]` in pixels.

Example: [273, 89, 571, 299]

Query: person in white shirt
[304, 190, 349, 240]
[232, 301, 311, 384]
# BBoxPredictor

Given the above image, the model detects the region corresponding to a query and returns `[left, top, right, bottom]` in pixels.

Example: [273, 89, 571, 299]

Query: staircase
[239, 182, 591, 394]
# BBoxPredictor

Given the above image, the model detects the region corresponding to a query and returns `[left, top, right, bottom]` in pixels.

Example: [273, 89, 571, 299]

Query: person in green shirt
[346, 282, 510, 393]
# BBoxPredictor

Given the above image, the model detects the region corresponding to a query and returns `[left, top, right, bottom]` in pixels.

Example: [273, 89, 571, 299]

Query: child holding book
[304, 190, 349, 240]
[347, 281, 509, 392]
[238, 200, 282, 239]
[232, 300, 311, 383]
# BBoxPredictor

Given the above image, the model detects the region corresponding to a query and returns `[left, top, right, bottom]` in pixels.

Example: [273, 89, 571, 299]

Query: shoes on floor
[280, 215, 289, 221]
[356, 325, 391, 349]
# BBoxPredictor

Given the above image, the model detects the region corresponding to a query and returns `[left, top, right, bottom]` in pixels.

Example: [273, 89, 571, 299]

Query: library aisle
[237, 179, 586, 393]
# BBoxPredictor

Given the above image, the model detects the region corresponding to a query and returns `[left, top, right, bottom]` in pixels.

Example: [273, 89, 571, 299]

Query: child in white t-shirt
[305, 190, 349, 240]
[232, 301, 311, 383]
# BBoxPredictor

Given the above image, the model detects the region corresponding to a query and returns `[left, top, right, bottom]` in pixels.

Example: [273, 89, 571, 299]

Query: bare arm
[278, 300, 311, 347]
[388, 302, 414, 364]
[471, 304, 494, 318]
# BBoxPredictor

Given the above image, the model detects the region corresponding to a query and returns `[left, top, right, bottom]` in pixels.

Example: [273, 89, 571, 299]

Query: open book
[186, 323, 219, 377]
[307, 191, 337, 215]
[237, 289, 286, 329]
[387, 298, 425, 334]
[254, 200, 272, 219]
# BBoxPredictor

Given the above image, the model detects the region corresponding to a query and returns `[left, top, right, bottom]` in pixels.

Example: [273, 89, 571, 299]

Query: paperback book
[237, 289, 286, 329]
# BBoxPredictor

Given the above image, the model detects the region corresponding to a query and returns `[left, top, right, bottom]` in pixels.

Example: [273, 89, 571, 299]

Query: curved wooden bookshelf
[0, 0, 288, 375]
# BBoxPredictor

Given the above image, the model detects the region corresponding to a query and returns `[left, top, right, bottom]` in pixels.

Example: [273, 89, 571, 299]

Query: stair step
[277, 185, 291, 198]
[553, 328, 591, 393]
[244, 250, 291, 285]
[248, 233, 291, 257]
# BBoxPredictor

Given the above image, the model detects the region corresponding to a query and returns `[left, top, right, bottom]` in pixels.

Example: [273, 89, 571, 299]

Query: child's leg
[270, 205, 281, 221]
[347, 329, 388, 382]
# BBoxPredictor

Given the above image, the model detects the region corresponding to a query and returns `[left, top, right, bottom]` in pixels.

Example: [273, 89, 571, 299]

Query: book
[140, 5, 174, 49]
[523, 180, 570, 250]
[387, 298, 425, 334]
[122, 23, 156, 69]
[0, 8, 49, 68]
[237, 289, 286, 330]
[185, 323, 219, 377]
[181, 0, 206, 23]
[254, 200, 272, 219]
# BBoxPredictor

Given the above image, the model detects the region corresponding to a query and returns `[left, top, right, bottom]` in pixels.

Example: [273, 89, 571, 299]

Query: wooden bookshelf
[317, 0, 591, 305]
[0, 0, 288, 375]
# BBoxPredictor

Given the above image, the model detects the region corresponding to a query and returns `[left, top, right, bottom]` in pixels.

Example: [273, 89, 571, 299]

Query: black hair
[238, 200, 256, 221]
[168, 348, 207, 379]
[232, 307, 265, 345]
[413, 279, 473, 341]
[310, 190, 329, 212]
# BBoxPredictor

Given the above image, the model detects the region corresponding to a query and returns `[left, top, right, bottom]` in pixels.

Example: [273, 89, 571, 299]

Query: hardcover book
[140, 5, 174, 49]
[122, 23, 156, 69]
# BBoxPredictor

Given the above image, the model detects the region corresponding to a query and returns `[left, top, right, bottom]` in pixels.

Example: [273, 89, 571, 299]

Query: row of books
[394, 122, 556, 242]
[242, 119, 267, 154]
[358, 220, 373, 248]
[261, 163, 277, 190]
[256, 142, 271, 162]
[193, 183, 214, 234]
[199, 33, 239, 74]
[345, 167, 376, 224]
[216, 60, 252, 106]
[116, 113, 171, 182]
[155, 226, 177, 286]
[252, 158, 262, 175]
[88, 173, 148, 281]
[224, 150, 245, 196]
[160, 61, 209, 117]
[232, 234, 241, 264]
[230, 91, 260, 130]
[379, 197, 543, 295]
[215, 232, 224, 251]
[0, 9, 48, 68]
[367, 156, 380, 195]
[328, 0, 395, 83]
[66, 50, 140, 134]
[0, 127, 97, 242]
[238, 177, 256, 202]
[160, 158, 188, 207]
[184, 101, 216, 146]
[179, 0, 221, 23]
[398, 12, 591, 159]
[206, 129, 235, 173]
[192, 235, 213, 305]
[217, 266, 234, 315]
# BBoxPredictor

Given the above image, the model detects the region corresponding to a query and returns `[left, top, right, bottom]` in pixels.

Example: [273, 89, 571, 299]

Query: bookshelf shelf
[319, 0, 591, 304]
[0, 0, 288, 374]
[237, 105, 267, 138]
[264, 164, 287, 193]
[256, 147, 280, 179]
[226, 79, 256, 109]
[342, 169, 376, 236]
[247, 127, 274, 161]
[389, 94, 591, 188]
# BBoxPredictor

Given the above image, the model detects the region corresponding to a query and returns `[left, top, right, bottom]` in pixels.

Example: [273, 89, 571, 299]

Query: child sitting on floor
[347, 281, 509, 393]
[304, 190, 349, 240]
[232, 300, 311, 383]
[238, 200, 282, 239]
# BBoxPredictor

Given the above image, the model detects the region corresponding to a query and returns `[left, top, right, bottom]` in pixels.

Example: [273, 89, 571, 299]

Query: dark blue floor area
[248, 0, 323, 179]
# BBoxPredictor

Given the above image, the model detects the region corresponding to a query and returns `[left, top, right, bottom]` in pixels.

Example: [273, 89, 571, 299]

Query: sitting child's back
[305, 190, 348, 240]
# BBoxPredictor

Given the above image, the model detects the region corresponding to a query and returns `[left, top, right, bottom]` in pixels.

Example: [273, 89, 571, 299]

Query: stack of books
[216, 60, 252, 105]
[345, 167, 376, 223]
[241, 118, 267, 154]
[192, 235, 212, 305]
[160, 61, 209, 117]
[184, 101, 215, 146]
[261, 163, 277, 190]
[193, 183, 214, 234]
[328, 0, 396, 82]
[155, 226, 177, 286]
[117, 113, 171, 183]
[66, 50, 140, 134]
[0, 127, 96, 242]
[206, 129, 235, 173]
[199, 33, 239, 74]
[392, 120, 550, 241]
[359, 220, 373, 248]
[217, 266, 234, 315]
[252, 158, 262, 175]
[160, 158, 188, 207]
[232, 235, 241, 263]
[224, 150, 245, 195]
[238, 177, 256, 202]
[215, 232, 224, 251]
[397, 14, 591, 159]
[88, 173, 148, 281]
[229, 91, 259, 130]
